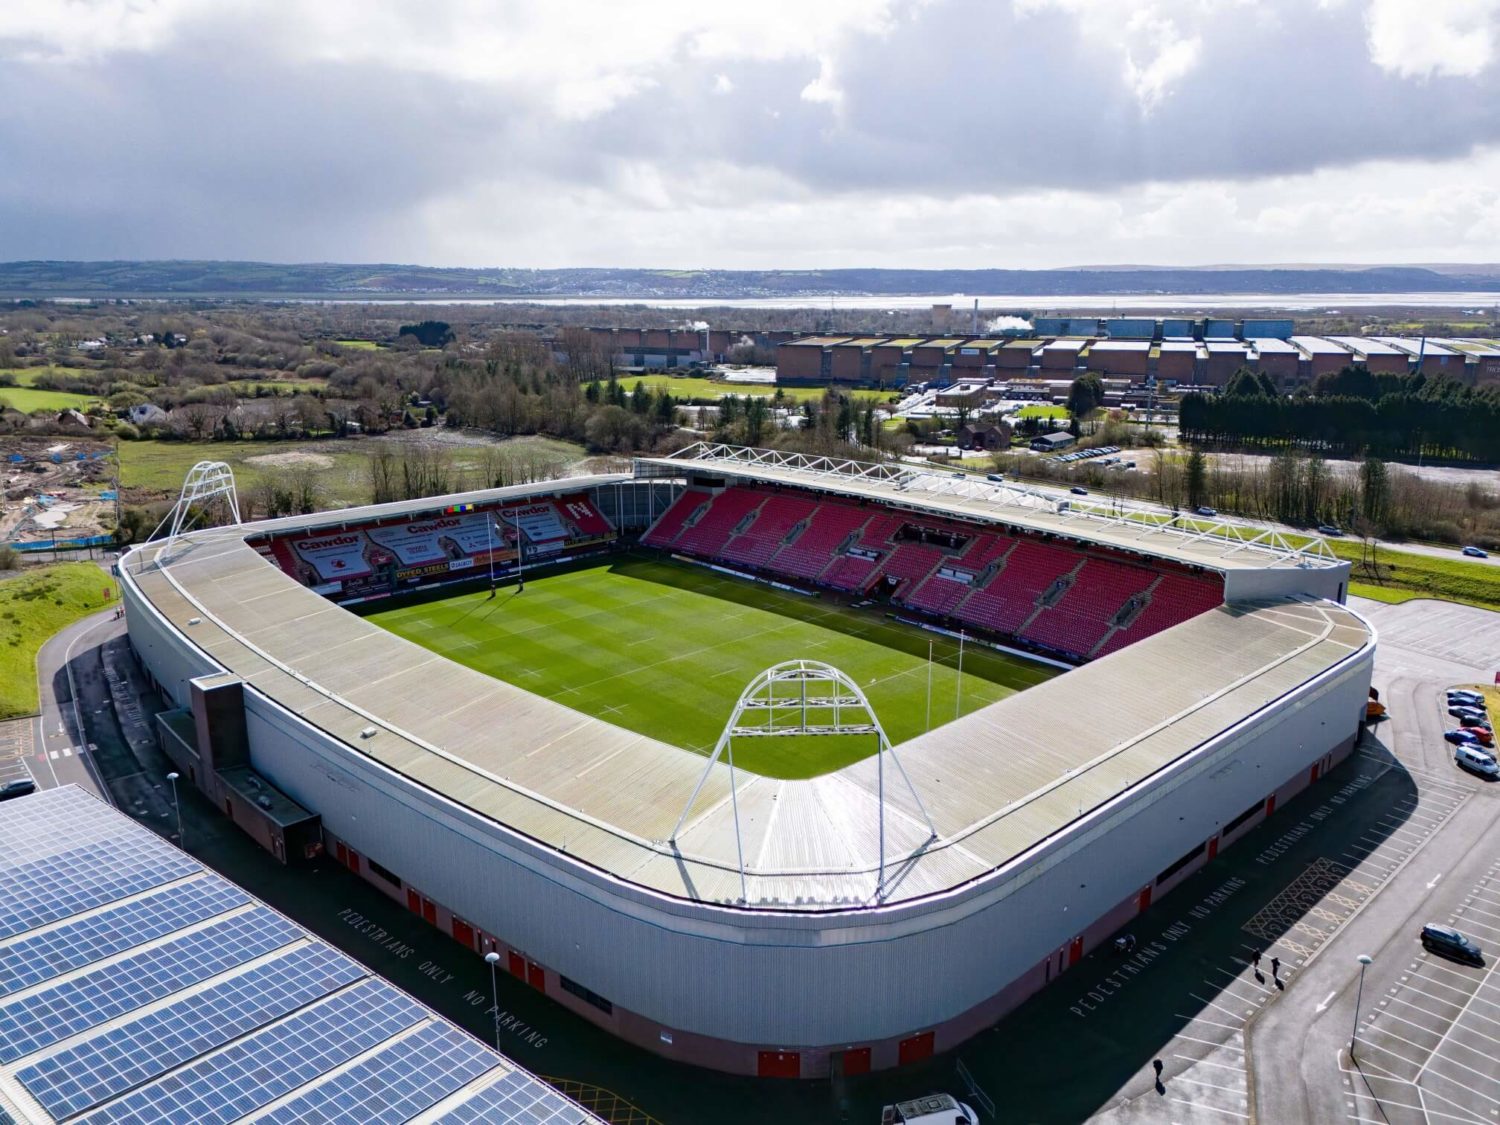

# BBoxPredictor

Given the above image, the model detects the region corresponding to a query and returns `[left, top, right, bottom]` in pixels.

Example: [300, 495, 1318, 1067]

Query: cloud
[0, 0, 1497, 268]
[1365, 0, 1499, 79]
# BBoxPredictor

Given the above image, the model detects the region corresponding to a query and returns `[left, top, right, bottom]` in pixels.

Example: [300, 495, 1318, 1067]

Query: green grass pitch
[368, 554, 1059, 779]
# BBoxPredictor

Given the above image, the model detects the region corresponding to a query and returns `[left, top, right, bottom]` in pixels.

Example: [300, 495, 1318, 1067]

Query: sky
[2, 0, 1499, 270]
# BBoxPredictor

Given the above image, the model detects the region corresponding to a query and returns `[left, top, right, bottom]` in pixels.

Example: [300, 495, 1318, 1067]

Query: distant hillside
[3, 260, 1500, 299]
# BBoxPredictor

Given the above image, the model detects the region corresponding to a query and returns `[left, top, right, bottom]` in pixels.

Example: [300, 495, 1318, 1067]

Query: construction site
[1, 438, 118, 553]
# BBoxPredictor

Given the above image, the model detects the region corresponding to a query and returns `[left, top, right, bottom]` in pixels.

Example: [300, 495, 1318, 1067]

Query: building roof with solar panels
[0, 786, 602, 1125]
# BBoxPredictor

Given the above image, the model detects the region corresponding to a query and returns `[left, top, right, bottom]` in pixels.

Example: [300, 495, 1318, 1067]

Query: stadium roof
[0, 786, 600, 1125]
[125, 482, 1366, 913]
[641, 445, 1340, 572]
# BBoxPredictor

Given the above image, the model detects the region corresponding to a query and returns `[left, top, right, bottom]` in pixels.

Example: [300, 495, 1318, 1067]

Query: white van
[1455, 744, 1499, 778]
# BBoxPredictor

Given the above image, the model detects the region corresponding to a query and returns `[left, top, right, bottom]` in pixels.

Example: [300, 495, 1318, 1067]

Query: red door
[508, 952, 525, 980]
[452, 917, 475, 950]
[1310, 762, 1321, 783]
[344, 848, 360, 873]
[1137, 886, 1152, 913]
[1264, 794, 1276, 817]
[841, 1047, 871, 1077]
[421, 897, 437, 925]
[1207, 836, 1219, 862]
[1069, 936, 1084, 966]
[335, 841, 347, 866]
[406, 888, 421, 915]
[758, 1050, 801, 1078]
[527, 962, 546, 992]
[898, 1031, 935, 1066]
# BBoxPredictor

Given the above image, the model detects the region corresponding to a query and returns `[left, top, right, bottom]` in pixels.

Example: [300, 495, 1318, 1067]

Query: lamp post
[1351, 953, 1373, 1058]
[483, 951, 502, 1049]
[165, 771, 183, 848]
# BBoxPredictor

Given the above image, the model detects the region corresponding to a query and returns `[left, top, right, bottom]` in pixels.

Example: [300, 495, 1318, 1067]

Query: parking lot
[1345, 856, 1500, 1124]
[0, 719, 35, 787]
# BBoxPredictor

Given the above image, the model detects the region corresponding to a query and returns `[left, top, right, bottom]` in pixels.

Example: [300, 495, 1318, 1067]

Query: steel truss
[669, 660, 937, 905]
[156, 461, 241, 563]
[649, 442, 1338, 568]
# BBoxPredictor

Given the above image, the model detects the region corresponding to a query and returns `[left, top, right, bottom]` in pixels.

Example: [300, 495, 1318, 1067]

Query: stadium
[119, 443, 1375, 1080]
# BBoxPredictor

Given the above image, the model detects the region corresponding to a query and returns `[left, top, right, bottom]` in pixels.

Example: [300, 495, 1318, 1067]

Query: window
[367, 857, 402, 889]
[1223, 802, 1261, 837]
[1156, 841, 1206, 886]
[560, 975, 613, 1015]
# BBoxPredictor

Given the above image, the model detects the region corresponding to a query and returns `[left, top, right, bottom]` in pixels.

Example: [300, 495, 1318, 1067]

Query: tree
[1360, 456, 1390, 530]
[745, 396, 770, 445]
[1185, 449, 1208, 510]
[397, 320, 454, 348]
[584, 404, 645, 452]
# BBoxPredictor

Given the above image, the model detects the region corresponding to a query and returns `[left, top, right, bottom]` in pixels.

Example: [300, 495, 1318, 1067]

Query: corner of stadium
[119, 443, 1375, 1079]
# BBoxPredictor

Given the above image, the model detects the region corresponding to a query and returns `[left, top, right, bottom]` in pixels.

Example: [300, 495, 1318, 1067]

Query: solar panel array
[17, 944, 365, 1119]
[0, 786, 602, 1125]
[0, 907, 299, 1063]
[75, 979, 425, 1125]
[437, 1068, 596, 1123]
[258, 1023, 499, 1125]
[0, 876, 249, 998]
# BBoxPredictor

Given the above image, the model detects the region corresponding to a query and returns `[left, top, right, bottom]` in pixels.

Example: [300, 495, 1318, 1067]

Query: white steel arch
[669, 659, 938, 904]
[157, 461, 241, 563]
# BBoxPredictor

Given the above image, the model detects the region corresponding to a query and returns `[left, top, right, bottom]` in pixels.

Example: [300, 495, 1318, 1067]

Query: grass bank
[0, 563, 116, 720]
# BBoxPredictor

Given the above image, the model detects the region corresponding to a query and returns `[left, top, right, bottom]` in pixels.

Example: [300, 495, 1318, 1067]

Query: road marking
[1317, 990, 1338, 1013]
[1430, 873, 1446, 889]
[1165, 1097, 1248, 1119]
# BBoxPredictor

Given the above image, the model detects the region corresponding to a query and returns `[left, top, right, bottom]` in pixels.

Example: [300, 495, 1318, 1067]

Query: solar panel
[0, 905, 299, 1063]
[16, 943, 364, 1119]
[438, 1069, 592, 1123]
[0, 875, 249, 998]
[0, 835, 200, 941]
[257, 1022, 498, 1125]
[76, 979, 425, 1125]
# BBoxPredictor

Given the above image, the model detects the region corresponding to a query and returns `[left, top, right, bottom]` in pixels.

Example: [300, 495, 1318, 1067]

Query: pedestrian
[1271, 956, 1280, 977]
[1153, 1058, 1163, 1079]
[1251, 949, 1261, 969]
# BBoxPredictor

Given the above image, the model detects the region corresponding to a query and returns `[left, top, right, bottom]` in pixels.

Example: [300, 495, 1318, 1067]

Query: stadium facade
[121, 446, 1374, 1078]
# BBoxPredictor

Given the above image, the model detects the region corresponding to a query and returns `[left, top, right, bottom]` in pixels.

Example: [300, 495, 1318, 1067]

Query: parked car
[1195, 506, 1217, 517]
[1449, 704, 1489, 722]
[1070, 486, 1088, 496]
[1422, 923, 1485, 964]
[1463, 726, 1496, 746]
[1449, 689, 1485, 706]
[1446, 728, 1484, 746]
[1456, 745, 1500, 777]
[986, 473, 1005, 483]
[0, 779, 36, 802]
[1316, 524, 1343, 536]
[1463, 546, 1489, 558]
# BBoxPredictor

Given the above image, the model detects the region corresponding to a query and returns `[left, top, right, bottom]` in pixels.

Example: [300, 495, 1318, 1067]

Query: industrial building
[122, 447, 1371, 1080]
[773, 324, 1500, 391]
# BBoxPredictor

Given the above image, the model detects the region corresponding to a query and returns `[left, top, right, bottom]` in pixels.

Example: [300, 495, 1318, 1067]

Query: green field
[0, 563, 117, 720]
[370, 555, 1056, 778]
[1016, 404, 1069, 419]
[333, 339, 382, 350]
[623, 374, 894, 404]
[118, 435, 584, 507]
[0, 387, 99, 412]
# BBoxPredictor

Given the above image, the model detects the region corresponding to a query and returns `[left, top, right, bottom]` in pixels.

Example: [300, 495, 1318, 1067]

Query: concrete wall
[1222, 563, 1349, 604]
